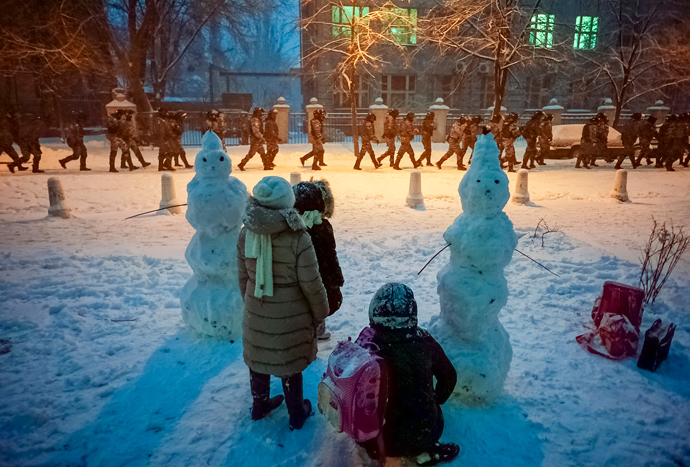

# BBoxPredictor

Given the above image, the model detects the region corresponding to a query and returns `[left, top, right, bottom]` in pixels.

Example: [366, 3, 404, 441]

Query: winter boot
[282, 373, 312, 431]
[249, 370, 285, 421]
[316, 320, 331, 340]
[417, 443, 461, 466]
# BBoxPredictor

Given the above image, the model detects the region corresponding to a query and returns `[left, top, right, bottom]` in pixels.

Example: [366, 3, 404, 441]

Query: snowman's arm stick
[418, 243, 452, 275]
[514, 249, 561, 277]
[417, 244, 561, 278]
[125, 204, 188, 220]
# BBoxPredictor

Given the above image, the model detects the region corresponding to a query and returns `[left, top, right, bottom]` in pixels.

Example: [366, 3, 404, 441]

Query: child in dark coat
[293, 180, 344, 340]
[361, 283, 459, 466]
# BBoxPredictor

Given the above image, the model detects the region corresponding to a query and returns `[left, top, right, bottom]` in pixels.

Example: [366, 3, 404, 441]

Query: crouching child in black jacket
[361, 283, 459, 466]
[293, 179, 344, 340]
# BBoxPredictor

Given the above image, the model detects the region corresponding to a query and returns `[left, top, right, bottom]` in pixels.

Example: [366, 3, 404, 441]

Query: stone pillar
[543, 98, 565, 125]
[646, 100, 670, 126]
[511, 169, 530, 204]
[105, 88, 138, 124]
[305, 97, 323, 144]
[597, 98, 617, 124]
[290, 172, 301, 186]
[47, 177, 72, 219]
[406, 170, 424, 209]
[610, 169, 630, 202]
[369, 97, 388, 141]
[159, 172, 182, 215]
[273, 97, 290, 144]
[429, 98, 450, 143]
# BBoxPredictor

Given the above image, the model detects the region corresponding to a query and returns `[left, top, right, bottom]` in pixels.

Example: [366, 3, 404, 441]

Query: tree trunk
[349, 69, 360, 159]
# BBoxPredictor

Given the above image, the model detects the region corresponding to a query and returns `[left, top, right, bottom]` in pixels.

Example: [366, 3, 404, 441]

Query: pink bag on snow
[577, 281, 644, 360]
[317, 327, 388, 443]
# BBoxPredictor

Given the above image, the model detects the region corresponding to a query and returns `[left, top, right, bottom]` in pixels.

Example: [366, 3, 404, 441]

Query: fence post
[429, 98, 450, 143]
[369, 97, 388, 141]
[305, 97, 323, 144]
[543, 98, 564, 125]
[597, 98, 617, 123]
[646, 100, 670, 125]
[273, 97, 290, 144]
[105, 88, 138, 128]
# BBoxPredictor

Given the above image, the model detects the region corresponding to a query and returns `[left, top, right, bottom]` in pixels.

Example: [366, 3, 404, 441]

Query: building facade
[299, 0, 683, 115]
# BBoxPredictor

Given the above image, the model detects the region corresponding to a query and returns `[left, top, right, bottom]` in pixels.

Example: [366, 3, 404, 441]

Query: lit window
[529, 14, 555, 49]
[574, 16, 598, 50]
[332, 6, 369, 38]
[382, 8, 417, 45]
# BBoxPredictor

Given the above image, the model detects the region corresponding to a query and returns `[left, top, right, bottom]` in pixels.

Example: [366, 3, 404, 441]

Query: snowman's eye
[477, 180, 481, 183]
[220, 156, 224, 161]
[203, 157, 207, 162]
[495, 180, 499, 184]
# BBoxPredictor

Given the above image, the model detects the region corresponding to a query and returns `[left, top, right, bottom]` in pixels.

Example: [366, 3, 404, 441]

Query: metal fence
[166, 108, 636, 147]
[136, 111, 247, 147]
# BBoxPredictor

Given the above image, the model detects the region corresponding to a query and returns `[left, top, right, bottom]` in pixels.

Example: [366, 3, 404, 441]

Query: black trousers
[249, 369, 303, 417]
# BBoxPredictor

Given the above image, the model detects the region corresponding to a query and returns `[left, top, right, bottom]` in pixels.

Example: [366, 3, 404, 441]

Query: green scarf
[301, 210, 322, 229]
[245, 231, 273, 298]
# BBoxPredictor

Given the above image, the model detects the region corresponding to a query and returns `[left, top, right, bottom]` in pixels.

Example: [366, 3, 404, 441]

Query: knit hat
[369, 283, 418, 329]
[252, 176, 295, 209]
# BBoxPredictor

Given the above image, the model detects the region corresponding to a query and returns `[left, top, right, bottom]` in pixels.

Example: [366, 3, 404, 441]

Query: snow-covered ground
[1, 138, 689, 467]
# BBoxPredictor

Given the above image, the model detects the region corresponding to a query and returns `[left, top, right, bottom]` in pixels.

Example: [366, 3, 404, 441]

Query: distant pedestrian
[377, 109, 399, 167]
[418, 112, 436, 167]
[60, 111, 90, 171]
[300, 109, 326, 171]
[355, 113, 381, 170]
[436, 116, 468, 170]
[394, 112, 418, 170]
[1, 112, 28, 173]
[238, 108, 268, 171]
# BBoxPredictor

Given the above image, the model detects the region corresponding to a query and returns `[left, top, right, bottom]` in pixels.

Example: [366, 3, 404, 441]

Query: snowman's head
[459, 134, 509, 215]
[195, 131, 231, 179]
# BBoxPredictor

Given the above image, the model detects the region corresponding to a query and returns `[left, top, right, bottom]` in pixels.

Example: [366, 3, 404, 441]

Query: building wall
[299, 0, 675, 114]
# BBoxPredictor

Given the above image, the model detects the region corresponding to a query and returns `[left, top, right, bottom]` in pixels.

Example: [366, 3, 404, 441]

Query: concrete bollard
[159, 172, 182, 214]
[511, 169, 530, 204]
[610, 169, 630, 202]
[47, 177, 72, 218]
[406, 170, 424, 209]
[290, 172, 302, 186]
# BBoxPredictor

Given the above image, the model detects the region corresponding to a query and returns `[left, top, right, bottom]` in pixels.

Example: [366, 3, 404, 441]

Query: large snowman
[430, 132, 518, 404]
[180, 131, 248, 338]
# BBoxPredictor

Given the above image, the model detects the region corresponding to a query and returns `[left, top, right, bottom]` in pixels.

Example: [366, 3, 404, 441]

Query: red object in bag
[598, 313, 640, 359]
[577, 282, 644, 361]
[591, 281, 644, 331]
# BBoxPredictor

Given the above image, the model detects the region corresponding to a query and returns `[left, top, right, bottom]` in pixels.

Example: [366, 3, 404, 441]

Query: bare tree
[301, 0, 411, 157]
[0, 0, 113, 132]
[572, 0, 690, 126]
[638, 218, 689, 306]
[422, 0, 562, 118]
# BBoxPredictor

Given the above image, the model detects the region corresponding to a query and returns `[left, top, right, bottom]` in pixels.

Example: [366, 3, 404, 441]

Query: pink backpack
[317, 327, 388, 444]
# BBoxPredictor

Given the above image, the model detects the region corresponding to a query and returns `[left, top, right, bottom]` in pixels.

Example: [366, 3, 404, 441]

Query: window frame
[573, 15, 598, 50]
[334, 74, 370, 109]
[529, 14, 555, 49]
[381, 7, 418, 46]
[331, 5, 370, 38]
[381, 74, 416, 107]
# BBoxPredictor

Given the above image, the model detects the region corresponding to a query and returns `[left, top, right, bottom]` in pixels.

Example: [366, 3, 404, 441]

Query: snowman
[430, 132, 518, 404]
[180, 131, 248, 338]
